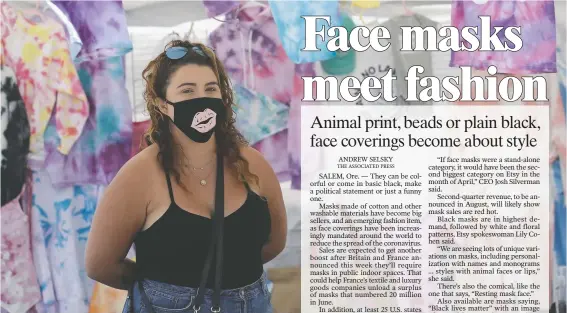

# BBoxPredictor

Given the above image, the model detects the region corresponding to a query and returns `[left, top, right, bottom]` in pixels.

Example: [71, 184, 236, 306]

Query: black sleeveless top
[134, 173, 271, 289]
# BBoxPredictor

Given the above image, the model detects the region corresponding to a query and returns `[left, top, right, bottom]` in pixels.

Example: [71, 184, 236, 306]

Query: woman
[85, 40, 287, 313]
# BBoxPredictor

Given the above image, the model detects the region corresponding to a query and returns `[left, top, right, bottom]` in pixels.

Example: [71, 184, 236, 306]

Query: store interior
[1, 1, 566, 313]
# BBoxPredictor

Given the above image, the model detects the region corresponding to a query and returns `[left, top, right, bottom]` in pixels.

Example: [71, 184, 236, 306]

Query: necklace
[191, 163, 215, 186]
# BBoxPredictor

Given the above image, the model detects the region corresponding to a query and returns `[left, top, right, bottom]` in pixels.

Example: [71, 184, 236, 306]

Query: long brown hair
[141, 40, 258, 187]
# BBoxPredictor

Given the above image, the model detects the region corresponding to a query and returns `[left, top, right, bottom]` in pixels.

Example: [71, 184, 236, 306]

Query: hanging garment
[208, 7, 307, 183]
[552, 71, 566, 185]
[44, 0, 82, 60]
[553, 46, 567, 267]
[268, 0, 340, 64]
[557, 44, 567, 181]
[553, 156, 566, 267]
[320, 14, 356, 76]
[43, 56, 133, 188]
[88, 251, 135, 313]
[30, 170, 103, 313]
[88, 283, 128, 313]
[450, 0, 557, 74]
[126, 28, 181, 122]
[51, 0, 132, 62]
[131, 119, 151, 157]
[314, 18, 397, 106]
[382, 13, 454, 105]
[0, 2, 89, 166]
[351, 0, 380, 9]
[312, 15, 380, 105]
[560, 48, 566, 107]
[313, 18, 457, 106]
[1, 192, 41, 313]
[233, 84, 289, 145]
[202, 0, 242, 17]
[1, 66, 30, 206]
[288, 63, 315, 189]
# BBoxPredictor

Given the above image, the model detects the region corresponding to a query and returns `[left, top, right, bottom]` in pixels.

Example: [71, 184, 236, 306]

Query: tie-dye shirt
[89, 252, 135, 313]
[289, 63, 316, 189]
[233, 84, 289, 145]
[44, 56, 133, 188]
[268, 0, 339, 64]
[30, 170, 104, 313]
[1, 193, 41, 313]
[202, 0, 242, 17]
[40, 1, 133, 187]
[45, 0, 82, 60]
[450, 0, 557, 74]
[88, 281, 128, 313]
[52, 0, 132, 62]
[209, 7, 308, 184]
[553, 45, 566, 267]
[0, 2, 89, 166]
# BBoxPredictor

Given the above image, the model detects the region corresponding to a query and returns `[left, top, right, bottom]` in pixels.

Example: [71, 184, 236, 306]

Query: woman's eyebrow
[177, 82, 196, 89]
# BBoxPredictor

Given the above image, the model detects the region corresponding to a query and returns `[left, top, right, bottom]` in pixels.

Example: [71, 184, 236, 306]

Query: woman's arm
[242, 147, 288, 264]
[85, 149, 155, 290]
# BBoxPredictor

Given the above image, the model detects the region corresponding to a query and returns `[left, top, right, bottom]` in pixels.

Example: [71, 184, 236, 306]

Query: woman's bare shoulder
[239, 145, 268, 169]
[238, 145, 278, 186]
[112, 144, 161, 188]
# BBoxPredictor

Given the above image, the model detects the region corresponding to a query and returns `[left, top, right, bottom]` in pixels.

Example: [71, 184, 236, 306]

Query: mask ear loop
[157, 99, 171, 121]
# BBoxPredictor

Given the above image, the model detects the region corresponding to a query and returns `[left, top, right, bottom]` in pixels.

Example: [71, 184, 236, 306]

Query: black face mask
[166, 97, 225, 143]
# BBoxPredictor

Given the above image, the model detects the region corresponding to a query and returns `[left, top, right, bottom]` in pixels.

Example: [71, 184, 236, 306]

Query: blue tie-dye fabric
[30, 170, 104, 313]
[555, 46, 566, 266]
[233, 84, 289, 145]
[52, 0, 132, 62]
[268, 0, 340, 64]
[553, 159, 566, 266]
[43, 56, 132, 188]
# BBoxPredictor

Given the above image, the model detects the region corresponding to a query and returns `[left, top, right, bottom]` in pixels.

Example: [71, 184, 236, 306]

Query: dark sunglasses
[165, 46, 214, 60]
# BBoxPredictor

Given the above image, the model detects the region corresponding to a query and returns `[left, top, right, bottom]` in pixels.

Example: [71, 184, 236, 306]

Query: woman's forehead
[169, 64, 218, 86]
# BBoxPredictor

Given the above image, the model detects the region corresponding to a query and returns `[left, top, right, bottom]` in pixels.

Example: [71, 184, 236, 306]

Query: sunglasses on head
[165, 46, 213, 60]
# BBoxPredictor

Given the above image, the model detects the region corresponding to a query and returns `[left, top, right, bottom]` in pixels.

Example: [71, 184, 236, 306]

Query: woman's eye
[206, 87, 218, 92]
[182, 89, 194, 94]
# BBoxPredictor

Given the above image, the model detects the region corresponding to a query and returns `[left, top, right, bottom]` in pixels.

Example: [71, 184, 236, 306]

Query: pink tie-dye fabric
[208, 7, 305, 184]
[1, 193, 41, 313]
[450, 0, 557, 74]
[202, 0, 242, 17]
[1, 2, 89, 164]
